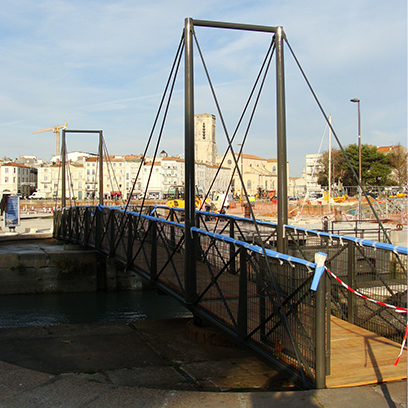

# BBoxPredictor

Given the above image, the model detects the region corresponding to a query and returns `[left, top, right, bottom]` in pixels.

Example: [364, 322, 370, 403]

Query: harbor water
[0, 289, 192, 328]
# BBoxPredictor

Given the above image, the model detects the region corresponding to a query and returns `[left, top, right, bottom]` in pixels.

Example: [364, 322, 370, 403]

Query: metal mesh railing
[191, 227, 321, 386]
[285, 225, 407, 343]
[54, 205, 327, 388]
[53, 205, 407, 388]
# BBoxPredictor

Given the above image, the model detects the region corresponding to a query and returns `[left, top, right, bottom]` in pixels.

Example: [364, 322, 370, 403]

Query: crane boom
[33, 123, 67, 155]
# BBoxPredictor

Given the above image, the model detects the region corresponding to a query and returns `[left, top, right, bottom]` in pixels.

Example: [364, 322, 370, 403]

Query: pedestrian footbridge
[53, 204, 407, 389]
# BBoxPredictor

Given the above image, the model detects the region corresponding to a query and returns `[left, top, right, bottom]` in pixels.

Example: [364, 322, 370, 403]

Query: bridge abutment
[0, 238, 148, 295]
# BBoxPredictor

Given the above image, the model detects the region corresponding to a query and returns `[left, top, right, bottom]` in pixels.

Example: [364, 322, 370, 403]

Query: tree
[317, 144, 392, 190]
[317, 149, 347, 187]
[388, 144, 407, 187]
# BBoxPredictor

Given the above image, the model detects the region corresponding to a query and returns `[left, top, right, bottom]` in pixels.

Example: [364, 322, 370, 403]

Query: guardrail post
[230, 220, 236, 275]
[127, 214, 133, 269]
[326, 273, 331, 375]
[238, 247, 248, 341]
[315, 266, 326, 389]
[347, 241, 355, 323]
[170, 210, 176, 252]
[74, 208, 79, 242]
[60, 209, 67, 240]
[95, 206, 102, 251]
[84, 207, 90, 245]
[150, 219, 157, 283]
[67, 208, 72, 240]
[109, 210, 116, 255]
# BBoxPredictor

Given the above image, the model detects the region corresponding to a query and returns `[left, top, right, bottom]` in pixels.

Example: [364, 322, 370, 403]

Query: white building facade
[302, 153, 323, 193]
[216, 152, 284, 197]
[1, 162, 36, 197]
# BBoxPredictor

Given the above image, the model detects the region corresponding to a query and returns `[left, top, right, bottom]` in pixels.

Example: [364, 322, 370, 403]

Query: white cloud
[0, 0, 405, 176]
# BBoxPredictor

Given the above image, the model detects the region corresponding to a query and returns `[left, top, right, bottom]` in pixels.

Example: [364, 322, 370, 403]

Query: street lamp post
[237, 143, 244, 200]
[350, 98, 362, 222]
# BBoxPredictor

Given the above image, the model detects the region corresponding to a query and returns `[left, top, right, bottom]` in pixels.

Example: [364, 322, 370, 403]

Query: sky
[0, 0, 406, 177]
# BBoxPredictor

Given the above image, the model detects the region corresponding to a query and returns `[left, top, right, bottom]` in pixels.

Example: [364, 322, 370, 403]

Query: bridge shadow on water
[0, 289, 192, 328]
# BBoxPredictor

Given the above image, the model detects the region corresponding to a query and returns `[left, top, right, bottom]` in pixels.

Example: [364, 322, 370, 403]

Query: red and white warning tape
[325, 267, 407, 366]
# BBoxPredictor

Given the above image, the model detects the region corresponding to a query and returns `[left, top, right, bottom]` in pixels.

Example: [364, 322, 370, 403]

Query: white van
[213, 192, 232, 211]
[28, 192, 48, 199]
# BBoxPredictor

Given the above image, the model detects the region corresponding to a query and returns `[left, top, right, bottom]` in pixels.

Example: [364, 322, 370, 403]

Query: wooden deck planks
[327, 316, 407, 388]
[154, 244, 407, 389]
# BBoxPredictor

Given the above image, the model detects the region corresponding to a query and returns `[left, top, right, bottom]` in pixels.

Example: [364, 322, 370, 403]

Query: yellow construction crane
[33, 122, 68, 156]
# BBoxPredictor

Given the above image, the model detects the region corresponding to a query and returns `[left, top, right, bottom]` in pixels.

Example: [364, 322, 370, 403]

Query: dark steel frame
[61, 129, 104, 207]
[183, 18, 289, 306]
[54, 205, 331, 389]
[54, 205, 407, 389]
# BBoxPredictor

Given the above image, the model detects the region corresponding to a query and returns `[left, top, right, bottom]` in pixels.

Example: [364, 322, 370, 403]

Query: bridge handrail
[63, 205, 407, 255]
[191, 226, 316, 270]
[284, 224, 408, 255]
[98, 204, 184, 228]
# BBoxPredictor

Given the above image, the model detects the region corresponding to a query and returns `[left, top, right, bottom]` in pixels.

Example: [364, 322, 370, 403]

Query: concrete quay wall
[0, 239, 146, 295]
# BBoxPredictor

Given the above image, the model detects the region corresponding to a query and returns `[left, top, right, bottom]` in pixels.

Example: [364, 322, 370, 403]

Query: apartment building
[0, 162, 36, 197]
[302, 153, 323, 193]
[217, 152, 284, 197]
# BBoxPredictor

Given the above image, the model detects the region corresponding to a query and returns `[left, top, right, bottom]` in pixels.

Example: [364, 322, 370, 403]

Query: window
[202, 123, 206, 139]
[4, 168, 8, 174]
[247, 180, 252, 189]
[4, 177, 8, 182]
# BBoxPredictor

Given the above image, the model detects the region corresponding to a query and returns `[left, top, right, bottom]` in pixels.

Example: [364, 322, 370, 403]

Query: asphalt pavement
[0, 319, 406, 408]
[0, 214, 406, 407]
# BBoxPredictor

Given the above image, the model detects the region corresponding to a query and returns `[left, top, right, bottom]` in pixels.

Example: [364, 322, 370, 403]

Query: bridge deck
[155, 248, 406, 388]
[327, 316, 407, 388]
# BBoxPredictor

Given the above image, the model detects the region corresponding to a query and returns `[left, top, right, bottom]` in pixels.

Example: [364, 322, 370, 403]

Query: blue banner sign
[4, 195, 20, 228]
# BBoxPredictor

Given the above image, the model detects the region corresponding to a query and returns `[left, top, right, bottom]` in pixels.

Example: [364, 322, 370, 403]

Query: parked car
[309, 193, 324, 202]
[148, 193, 159, 200]
[28, 192, 48, 199]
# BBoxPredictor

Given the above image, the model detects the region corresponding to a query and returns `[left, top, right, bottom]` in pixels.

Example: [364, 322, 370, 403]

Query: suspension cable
[101, 138, 126, 205]
[193, 30, 309, 383]
[110, 33, 185, 253]
[192, 31, 274, 217]
[284, 38, 392, 245]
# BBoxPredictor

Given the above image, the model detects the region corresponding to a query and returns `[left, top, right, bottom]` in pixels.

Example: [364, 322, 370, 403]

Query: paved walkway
[0, 319, 406, 408]
[0, 214, 406, 406]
